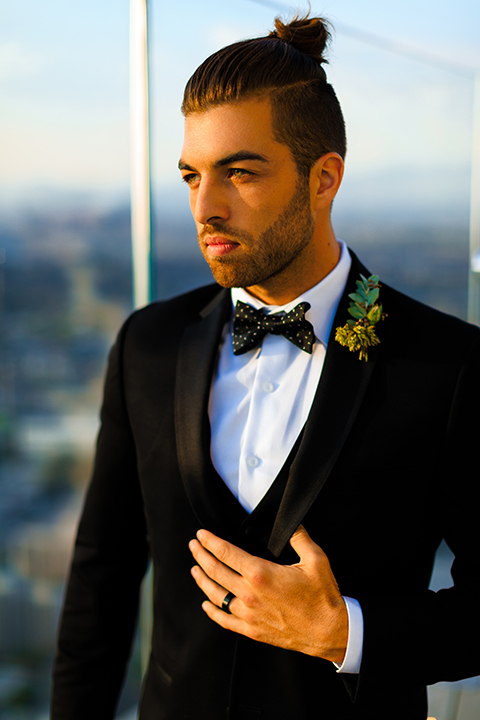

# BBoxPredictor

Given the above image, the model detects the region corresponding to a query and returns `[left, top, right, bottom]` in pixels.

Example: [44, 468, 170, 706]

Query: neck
[245, 231, 341, 306]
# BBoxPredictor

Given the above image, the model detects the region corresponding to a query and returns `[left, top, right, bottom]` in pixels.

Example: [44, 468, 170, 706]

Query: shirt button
[246, 455, 260, 468]
[262, 381, 274, 393]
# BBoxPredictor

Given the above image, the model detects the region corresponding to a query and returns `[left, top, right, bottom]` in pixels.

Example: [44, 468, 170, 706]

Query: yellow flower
[335, 323, 381, 362]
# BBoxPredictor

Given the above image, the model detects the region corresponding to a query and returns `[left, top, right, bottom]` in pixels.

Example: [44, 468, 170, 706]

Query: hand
[189, 524, 348, 663]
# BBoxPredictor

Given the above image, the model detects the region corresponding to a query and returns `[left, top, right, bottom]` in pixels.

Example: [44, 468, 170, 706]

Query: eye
[181, 173, 199, 187]
[228, 168, 253, 180]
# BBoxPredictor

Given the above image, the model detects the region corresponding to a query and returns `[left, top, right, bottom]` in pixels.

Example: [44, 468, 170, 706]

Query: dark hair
[181, 15, 347, 177]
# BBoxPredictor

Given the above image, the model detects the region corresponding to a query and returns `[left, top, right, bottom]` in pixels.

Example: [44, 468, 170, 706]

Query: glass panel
[330, 35, 472, 320]
[0, 2, 136, 717]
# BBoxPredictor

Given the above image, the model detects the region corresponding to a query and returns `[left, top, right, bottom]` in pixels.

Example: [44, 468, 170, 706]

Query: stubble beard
[198, 178, 315, 290]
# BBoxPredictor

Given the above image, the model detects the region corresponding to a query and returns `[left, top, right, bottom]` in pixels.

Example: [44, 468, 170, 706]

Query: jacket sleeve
[351, 332, 480, 704]
[51, 317, 149, 719]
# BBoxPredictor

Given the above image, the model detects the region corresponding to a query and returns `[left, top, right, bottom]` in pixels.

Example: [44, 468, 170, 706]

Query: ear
[310, 152, 344, 212]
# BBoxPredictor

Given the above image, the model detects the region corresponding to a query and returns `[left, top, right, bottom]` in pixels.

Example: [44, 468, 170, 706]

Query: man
[51, 15, 480, 720]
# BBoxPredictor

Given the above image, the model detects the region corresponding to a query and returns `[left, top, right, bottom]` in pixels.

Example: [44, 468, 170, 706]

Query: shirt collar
[231, 240, 352, 346]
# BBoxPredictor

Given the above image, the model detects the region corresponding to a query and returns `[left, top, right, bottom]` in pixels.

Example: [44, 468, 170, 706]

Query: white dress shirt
[209, 240, 363, 674]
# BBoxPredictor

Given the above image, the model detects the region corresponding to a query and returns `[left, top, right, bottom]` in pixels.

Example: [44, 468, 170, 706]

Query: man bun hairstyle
[182, 14, 346, 177]
[268, 14, 330, 67]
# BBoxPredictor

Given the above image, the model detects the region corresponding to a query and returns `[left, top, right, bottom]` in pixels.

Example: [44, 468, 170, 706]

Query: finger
[201, 600, 252, 637]
[189, 538, 243, 596]
[195, 529, 256, 577]
[191, 564, 237, 612]
[289, 524, 325, 562]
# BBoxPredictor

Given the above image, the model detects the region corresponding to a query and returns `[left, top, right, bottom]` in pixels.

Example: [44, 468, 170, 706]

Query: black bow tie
[232, 300, 315, 356]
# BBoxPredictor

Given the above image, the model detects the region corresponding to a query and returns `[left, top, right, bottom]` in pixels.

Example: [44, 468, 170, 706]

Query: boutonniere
[335, 274, 387, 362]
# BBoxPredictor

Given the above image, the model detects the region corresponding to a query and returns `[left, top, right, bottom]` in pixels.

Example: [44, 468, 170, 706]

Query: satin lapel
[268, 253, 383, 557]
[174, 287, 232, 533]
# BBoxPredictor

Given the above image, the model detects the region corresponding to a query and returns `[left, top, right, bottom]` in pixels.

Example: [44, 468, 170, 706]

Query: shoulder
[113, 283, 227, 354]
[346, 249, 480, 363]
[130, 282, 225, 327]
[380, 281, 480, 362]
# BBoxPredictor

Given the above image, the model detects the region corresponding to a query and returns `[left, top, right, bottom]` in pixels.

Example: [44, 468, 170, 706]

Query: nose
[191, 177, 230, 226]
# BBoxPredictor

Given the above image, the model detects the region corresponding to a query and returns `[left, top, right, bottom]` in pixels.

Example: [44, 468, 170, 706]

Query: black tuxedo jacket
[51, 252, 480, 720]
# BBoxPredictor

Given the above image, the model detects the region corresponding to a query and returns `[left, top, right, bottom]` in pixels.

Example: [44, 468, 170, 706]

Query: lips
[204, 236, 240, 257]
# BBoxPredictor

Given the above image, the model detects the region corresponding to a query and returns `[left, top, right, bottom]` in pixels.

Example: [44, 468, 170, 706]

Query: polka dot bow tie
[232, 300, 315, 356]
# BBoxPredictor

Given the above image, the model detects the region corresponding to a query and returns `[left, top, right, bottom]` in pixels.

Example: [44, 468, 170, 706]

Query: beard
[197, 177, 314, 290]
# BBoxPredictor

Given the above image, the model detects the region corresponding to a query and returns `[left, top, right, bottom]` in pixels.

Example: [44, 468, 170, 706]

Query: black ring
[222, 592, 235, 614]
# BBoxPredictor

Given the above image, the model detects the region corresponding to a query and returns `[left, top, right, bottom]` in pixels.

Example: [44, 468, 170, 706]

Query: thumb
[289, 524, 322, 560]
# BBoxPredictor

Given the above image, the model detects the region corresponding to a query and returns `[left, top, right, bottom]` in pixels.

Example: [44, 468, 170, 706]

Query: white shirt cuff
[334, 596, 363, 674]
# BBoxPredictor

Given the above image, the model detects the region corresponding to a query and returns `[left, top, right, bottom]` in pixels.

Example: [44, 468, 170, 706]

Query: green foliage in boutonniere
[335, 274, 387, 362]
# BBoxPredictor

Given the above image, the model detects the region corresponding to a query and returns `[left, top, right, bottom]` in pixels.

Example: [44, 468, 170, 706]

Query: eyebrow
[178, 151, 269, 171]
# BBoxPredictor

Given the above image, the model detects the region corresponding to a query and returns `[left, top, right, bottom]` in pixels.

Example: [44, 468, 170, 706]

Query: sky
[1, 0, 480, 219]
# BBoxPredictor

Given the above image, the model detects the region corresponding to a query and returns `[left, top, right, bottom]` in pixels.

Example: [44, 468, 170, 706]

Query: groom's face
[179, 96, 315, 300]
